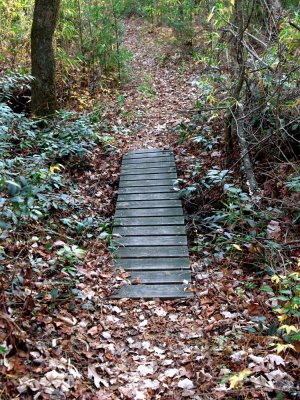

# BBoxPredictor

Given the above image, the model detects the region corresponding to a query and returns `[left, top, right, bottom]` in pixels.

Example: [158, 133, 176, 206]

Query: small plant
[0, 72, 33, 104]
[286, 174, 300, 193]
[137, 84, 156, 98]
[99, 222, 113, 247]
[213, 335, 228, 350]
[176, 120, 202, 144]
[60, 215, 109, 239]
[57, 244, 86, 277]
[201, 169, 231, 189]
[260, 272, 300, 352]
[243, 281, 257, 290]
[192, 131, 221, 150]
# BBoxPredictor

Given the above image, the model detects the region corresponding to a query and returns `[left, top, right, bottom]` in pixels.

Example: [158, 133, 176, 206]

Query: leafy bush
[286, 174, 300, 193]
[0, 88, 107, 230]
[260, 273, 300, 353]
[59, 0, 132, 79]
[0, 79, 113, 311]
[0, 72, 32, 102]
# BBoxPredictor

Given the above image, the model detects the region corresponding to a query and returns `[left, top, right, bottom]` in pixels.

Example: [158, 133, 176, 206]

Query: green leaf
[279, 289, 292, 295]
[0, 220, 11, 230]
[277, 295, 290, 301]
[51, 287, 59, 300]
[259, 285, 274, 294]
[244, 326, 257, 333]
[0, 346, 7, 354]
[7, 181, 21, 197]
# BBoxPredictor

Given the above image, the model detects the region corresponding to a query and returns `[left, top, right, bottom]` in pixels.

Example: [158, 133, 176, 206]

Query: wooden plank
[126, 148, 167, 152]
[124, 149, 171, 155]
[124, 152, 172, 159]
[122, 162, 175, 170]
[124, 152, 172, 160]
[124, 151, 173, 157]
[117, 193, 180, 201]
[114, 216, 184, 226]
[115, 208, 183, 217]
[117, 200, 182, 209]
[126, 148, 171, 155]
[121, 167, 176, 175]
[123, 156, 174, 165]
[129, 270, 191, 284]
[118, 186, 177, 194]
[113, 225, 186, 236]
[116, 246, 188, 258]
[120, 172, 177, 181]
[113, 236, 187, 246]
[110, 284, 192, 299]
[119, 179, 176, 188]
[115, 258, 189, 270]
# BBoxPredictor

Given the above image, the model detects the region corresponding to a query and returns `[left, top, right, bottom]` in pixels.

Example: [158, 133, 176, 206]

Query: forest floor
[1, 18, 299, 400]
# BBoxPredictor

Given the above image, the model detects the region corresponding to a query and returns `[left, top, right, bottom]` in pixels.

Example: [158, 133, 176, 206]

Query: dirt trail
[108, 17, 198, 151]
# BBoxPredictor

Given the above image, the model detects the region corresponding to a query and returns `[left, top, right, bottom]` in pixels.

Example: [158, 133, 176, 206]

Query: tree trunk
[31, 0, 61, 116]
[224, 68, 245, 157]
[225, 0, 245, 158]
[225, 0, 260, 194]
[236, 105, 259, 195]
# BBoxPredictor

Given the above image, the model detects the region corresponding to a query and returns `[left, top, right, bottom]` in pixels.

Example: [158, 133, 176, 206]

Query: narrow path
[124, 20, 197, 148]
[112, 148, 191, 298]
[102, 17, 198, 152]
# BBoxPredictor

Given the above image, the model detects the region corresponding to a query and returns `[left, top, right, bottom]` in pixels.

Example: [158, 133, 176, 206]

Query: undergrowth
[0, 76, 115, 315]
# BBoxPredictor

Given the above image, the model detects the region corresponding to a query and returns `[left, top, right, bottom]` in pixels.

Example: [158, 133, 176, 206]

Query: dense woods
[0, 1, 300, 399]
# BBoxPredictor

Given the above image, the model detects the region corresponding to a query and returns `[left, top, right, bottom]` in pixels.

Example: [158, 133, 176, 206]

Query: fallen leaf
[164, 368, 179, 378]
[87, 326, 98, 336]
[177, 378, 194, 390]
[267, 220, 281, 240]
[137, 364, 154, 376]
[88, 365, 109, 388]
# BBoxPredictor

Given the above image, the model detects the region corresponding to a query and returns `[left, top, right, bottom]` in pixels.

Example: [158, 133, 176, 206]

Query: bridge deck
[111, 148, 192, 299]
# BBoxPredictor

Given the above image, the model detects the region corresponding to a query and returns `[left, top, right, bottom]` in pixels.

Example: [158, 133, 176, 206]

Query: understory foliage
[0, 102, 95, 228]
[0, 0, 131, 99]
[0, 75, 115, 313]
[173, 0, 300, 376]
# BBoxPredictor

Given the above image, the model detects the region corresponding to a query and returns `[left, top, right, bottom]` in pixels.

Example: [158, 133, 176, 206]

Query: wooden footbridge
[111, 148, 192, 299]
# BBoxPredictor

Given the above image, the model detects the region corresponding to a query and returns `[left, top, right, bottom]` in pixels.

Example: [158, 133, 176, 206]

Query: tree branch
[236, 105, 260, 195]
[289, 21, 300, 33]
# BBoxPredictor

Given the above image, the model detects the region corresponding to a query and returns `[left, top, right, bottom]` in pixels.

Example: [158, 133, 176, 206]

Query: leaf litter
[1, 17, 299, 400]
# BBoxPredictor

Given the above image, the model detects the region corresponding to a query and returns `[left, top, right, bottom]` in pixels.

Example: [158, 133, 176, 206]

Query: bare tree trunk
[77, 0, 85, 56]
[236, 106, 259, 194]
[224, 69, 244, 156]
[225, 0, 260, 194]
[31, 0, 61, 116]
[225, 0, 245, 158]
